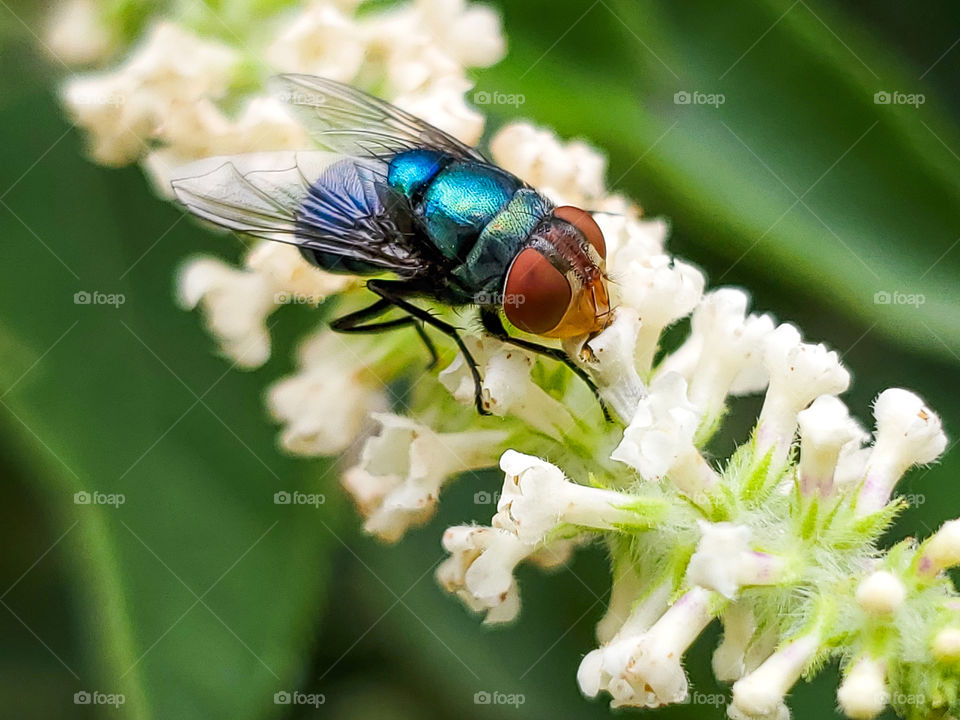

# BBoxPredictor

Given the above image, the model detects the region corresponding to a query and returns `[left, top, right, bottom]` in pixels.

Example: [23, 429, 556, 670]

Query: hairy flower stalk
[49, 1, 957, 718]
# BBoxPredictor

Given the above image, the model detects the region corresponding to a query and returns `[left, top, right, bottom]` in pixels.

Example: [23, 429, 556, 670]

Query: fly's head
[502, 206, 611, 339]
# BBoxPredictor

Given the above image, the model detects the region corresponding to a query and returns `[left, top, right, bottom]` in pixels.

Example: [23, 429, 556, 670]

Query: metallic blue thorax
[387, 150, 552, 295]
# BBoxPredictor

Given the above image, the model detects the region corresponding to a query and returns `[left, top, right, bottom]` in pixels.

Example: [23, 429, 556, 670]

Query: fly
[172, 75, 612, 416]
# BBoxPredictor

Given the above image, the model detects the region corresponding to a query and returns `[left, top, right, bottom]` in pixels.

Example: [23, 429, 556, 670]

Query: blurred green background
[1, 0, 958, 718]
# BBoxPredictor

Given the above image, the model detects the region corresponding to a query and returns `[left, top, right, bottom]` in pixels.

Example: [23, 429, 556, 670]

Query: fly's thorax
[450, 188, 554, 299]
[501, 207, 610, 338]
[415, 161, 522, 262]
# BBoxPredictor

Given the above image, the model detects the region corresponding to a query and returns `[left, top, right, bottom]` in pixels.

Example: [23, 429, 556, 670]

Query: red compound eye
[503, 248, 571, 335]
[554, 205, 606, 259]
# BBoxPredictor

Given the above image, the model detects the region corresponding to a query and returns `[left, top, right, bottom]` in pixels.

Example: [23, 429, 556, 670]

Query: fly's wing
[170, 151, 428, 276]
[272, 74, 488, 163]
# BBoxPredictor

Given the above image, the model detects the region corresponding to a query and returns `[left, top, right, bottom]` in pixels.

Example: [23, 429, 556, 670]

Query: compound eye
[503, 248, 571, 335]
[554, 205, 606, 259]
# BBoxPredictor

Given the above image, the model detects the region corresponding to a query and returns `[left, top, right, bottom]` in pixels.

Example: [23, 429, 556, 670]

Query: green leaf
[0, 76, 343, 718]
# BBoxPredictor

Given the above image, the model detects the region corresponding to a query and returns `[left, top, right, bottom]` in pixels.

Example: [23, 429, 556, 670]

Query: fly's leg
[480, 308, 612, 422]
[367, 280, 489, 416]
[330, 298, 439, 368]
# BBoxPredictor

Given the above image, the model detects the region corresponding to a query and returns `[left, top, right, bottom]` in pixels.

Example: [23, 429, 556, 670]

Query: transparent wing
[170, 151, 427, 275]
[272, 74, 488, 163]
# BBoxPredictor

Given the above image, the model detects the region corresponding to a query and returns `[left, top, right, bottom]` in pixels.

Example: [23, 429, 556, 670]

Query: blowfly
[172, 75, 612, 415]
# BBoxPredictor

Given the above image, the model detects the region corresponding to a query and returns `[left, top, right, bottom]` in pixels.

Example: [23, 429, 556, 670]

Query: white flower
[489, 122, 606, 206]
[494, 450, 646, 544]
[687, 521, 784, 598]
[612, 372, 717, 495]
[563, 307, 647, 423]
[439, 336, 576, 439]
[837, 656, 888, 719]
[267, 330, 389, 455]
[342, 414, 507, 542]
[713, 602, 758, 682]
[145, 96, 310, 196]
[796, 395, 867, 497]
[178, 243, 351, 366]
[657, 289, 776, 427]
[46, 0, 114, 65]
[412, 0, 506, 69]
[436, 525, 526, 624]
[579, 586, 716, 707]
[612, 255, 704, 374]
[756, 324, 850, 465]
[731, 631, 820, 719]
[266, 2, 368, 82]
[856, 388, 947, 515]
[932, 628, 960, 662]
[600, 208, 667, 267]
[596, 561, 647, 644]
[63, 22, 240, 165]
[177, 257, 277, 367]
[916, 519, 960, 577]
[394, 76, 485, 145]
[855, 570, 906, 614]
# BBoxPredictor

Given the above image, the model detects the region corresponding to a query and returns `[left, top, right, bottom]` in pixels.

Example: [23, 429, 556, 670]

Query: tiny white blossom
[600, 209, 667, 267]
[563, 307, 647, 422]
[612, 372, 717, 495]
[796, 395, 868, 497]
[596, 562, 647, 644]
[855, 570, 906, 614]
[580, 587, 716, 707]
[439, 336, 576, 439]
[713, 602, 758, 682]
[267, 330, 389, 455]
[436, 525, 526, 624]
[63, 22, 240, 165]
[342, 413, 507, 542]
[267, 2, 368, 81]
[837, 656, 888, 719]
[178, 243, 351, 366]
[856, 388, 947, 515]
[932, 628, 960, 662]
[757, 324, 850, 464]
[917, 519, 960, 577]
[687, 521, 784, 598]
[495, 451, 645, 543]
[657, 289, 776, 427]
[731, 632, 820, 720]
[46, 0, 113, 65]
[393, 76, 485, 145]
[613, 255, 705, 374]
[177, 257, 277, 367]
[489, 122, 606, 205]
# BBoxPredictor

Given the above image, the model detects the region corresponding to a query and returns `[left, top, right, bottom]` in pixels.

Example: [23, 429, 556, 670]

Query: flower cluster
[49, 2, 958, 718]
